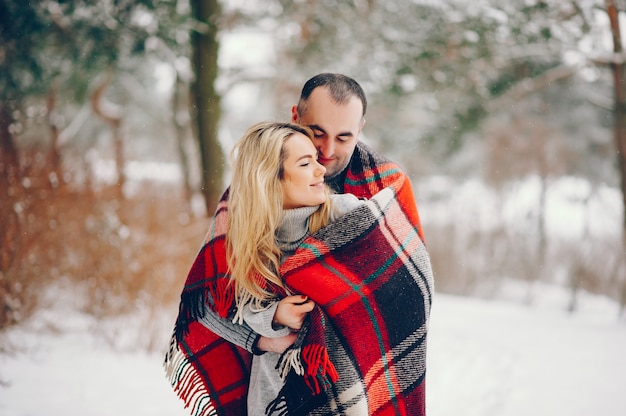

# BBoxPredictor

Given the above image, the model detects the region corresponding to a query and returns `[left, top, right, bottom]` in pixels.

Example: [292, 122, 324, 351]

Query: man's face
[292, 87, 364, 178]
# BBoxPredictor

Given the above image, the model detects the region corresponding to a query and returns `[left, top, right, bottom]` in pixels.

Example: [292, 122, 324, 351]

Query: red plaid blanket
[165, 142, 433, 415]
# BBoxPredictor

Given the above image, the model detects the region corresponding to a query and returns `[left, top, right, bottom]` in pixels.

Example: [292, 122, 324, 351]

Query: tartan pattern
[164, 194, 252, 416]
[279, 184, 433, 415]
[173, 321, 251, 415]
[164, 142, 433, 415]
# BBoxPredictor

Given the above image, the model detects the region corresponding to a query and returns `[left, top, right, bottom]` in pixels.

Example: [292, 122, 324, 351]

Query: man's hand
[273, 295, 315, 330]
[256, 333, 298, 354]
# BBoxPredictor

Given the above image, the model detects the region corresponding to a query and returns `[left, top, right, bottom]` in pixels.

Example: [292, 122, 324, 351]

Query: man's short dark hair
[297, 73, 367, 118]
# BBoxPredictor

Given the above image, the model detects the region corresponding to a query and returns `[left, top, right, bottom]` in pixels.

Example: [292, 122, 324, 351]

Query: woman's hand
[273, 295, 315, 330]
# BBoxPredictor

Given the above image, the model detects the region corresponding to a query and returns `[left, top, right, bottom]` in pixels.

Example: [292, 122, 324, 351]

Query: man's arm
[256, 333, 297, 354]
[198, 299, 296, 354]
[197, 305, 259, 351]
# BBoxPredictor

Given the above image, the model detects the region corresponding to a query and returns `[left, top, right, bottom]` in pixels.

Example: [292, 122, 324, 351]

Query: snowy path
[427, 293, 626, 416]
[1, 290, 625, 416]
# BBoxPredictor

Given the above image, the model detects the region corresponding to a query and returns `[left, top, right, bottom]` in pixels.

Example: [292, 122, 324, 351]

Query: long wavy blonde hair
[227, 122, 332, 312]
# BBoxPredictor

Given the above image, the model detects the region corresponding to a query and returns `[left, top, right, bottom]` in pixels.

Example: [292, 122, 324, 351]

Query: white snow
[0, 285, 182, 416]
[428, 284, 626, 416]
[1, 281, 625, 416]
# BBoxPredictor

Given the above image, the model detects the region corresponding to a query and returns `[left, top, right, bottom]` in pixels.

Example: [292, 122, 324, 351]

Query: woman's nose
[315, 161, 326, 176]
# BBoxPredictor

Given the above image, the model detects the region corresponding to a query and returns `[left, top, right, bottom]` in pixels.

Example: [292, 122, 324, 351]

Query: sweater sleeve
[242, 301, 292, 338]
[197, 298, 259, 352]
[329, 193, 365, 221]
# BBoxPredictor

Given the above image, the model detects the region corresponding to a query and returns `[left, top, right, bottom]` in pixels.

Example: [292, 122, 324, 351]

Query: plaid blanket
[165, 142, 433, 415]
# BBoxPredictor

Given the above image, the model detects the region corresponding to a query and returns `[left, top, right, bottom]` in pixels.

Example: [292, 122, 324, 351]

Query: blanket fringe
[210, 278, 235, 319]
[174, 280, 235, 342]
[301, 344, 339, 395]
[277, 347, 304, 379]
[265, 394, 289, 416]
[164, 334, 217, 416]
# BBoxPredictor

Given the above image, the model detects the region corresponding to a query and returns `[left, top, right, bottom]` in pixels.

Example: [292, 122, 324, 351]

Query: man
[291, 73, 366, 189]
[291, 73, 426, 235]
[166, 73, 432, 415]
[256, 73, 428, 353]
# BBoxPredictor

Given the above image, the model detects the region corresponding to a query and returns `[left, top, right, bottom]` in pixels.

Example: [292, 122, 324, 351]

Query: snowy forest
[1, 1, 626, 415]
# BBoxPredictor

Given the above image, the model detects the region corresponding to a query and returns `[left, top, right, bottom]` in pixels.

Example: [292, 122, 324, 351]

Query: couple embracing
[165, 73, 434, 416]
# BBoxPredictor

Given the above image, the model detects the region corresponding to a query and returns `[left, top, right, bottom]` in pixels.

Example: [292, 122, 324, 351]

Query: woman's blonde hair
[227, 122, 332, 311]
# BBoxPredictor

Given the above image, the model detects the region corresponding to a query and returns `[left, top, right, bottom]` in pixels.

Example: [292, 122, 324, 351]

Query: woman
[166, 122, 433, 416]
[225, 122, 363, 415]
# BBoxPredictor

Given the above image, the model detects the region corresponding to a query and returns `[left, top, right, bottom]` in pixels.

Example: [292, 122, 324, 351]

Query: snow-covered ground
[1, 281, 624, 416]
[428, 282, 626, 416]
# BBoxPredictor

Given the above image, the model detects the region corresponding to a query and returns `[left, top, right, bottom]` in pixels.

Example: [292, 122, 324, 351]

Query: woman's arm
[243, 301, 292, 338]
[244, 295, 315, 337]
[273, 295, 315, 330]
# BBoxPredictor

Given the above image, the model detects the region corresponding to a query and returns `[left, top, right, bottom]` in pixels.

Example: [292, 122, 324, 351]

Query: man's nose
[318, 139, 334, 158]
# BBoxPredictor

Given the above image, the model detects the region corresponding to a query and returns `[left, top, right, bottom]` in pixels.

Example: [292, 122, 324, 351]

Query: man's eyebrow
[307, 124, 326, 133]
[308, 124, 354, 137]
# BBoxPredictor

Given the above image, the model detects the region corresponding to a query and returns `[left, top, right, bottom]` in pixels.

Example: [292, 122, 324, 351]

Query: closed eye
[298, 156, 316, 167]
[310, 127, 325, 138]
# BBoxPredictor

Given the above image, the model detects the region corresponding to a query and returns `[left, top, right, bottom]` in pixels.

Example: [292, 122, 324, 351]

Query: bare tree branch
[485, 65, 577, 112]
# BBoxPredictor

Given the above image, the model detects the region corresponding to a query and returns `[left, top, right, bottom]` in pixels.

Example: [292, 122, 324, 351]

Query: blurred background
[1, 1, 625, 410]
[0, 0, 626, 416]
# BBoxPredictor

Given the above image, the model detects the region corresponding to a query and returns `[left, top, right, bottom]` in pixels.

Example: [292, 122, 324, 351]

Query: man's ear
[360, 117, 366, 131]
[291, 105, 299, 123]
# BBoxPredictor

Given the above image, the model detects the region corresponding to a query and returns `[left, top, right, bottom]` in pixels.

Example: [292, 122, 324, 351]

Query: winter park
[2, 1, 626, 416]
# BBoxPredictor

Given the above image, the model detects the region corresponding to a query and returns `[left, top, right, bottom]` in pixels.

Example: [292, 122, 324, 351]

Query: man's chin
[318, 162, 334, 176]
[323, 163, 347, 179]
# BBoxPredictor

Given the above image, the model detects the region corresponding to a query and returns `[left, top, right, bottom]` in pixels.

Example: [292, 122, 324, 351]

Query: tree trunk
[190, 0, 223, 216]
[172, 72, 193, 209]
[91, 71, 125, 199]
[47, 83, 62, 186]
[537, 175, 547, 275]
[606, 0, 626, 314]
[0, 102, 20, 185]
[0, 102, 20, 274]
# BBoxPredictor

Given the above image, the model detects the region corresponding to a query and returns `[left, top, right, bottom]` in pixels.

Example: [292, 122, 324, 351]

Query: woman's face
[280, 132, 327, 209]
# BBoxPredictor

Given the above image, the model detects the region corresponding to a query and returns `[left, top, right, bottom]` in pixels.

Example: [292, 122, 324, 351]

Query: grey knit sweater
[197, 194, 362, 415]
[245, 193, 363, 415]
